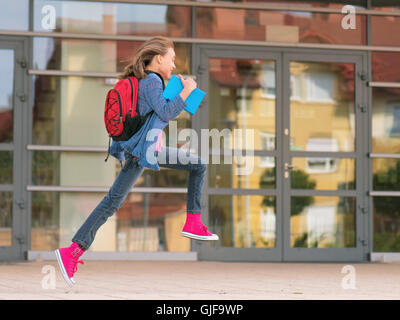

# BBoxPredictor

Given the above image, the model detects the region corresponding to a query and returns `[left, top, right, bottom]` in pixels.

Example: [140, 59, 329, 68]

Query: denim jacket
[108, 72, 187, 170]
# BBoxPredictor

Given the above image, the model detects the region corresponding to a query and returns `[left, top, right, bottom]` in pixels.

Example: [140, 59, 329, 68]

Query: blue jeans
[72, 146, 207, 250]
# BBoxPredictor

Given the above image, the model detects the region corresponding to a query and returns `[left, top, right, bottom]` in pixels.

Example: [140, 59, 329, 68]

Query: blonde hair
[118, 36, 174, 79]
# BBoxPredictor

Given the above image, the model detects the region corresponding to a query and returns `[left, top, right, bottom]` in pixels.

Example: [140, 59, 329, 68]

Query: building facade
[0, 0, 399, 262]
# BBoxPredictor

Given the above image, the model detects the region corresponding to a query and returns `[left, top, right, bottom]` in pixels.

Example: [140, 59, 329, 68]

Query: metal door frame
[0, 36, 29, 261]
[282, 51, 368, 262]
[193, 44, 283, 261]
[193, 44, 369, 262]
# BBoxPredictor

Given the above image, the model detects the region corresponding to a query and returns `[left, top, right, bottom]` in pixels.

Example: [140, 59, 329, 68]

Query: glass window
[290, 61, 356, 152]
[208, 58, 276, 151]
[291, 158, 355, 190]
[371, 16, 400, 47]
[209, 194, 276, 248]
[33, 38, 191, 74]
[370, 0, 400, 46]
[0, 192, 13, 246]
[260, 62, 275, 98]
[0, 49, 15, 143]
[32, 76, 110, 147]
[0, 0, 29, 30]
[259, 132, 275, 153]
[32, 75, 191, 147]
[33, 0, 191, 37]
[31, 191, 189, 252]
[305, 73, 335, 102]
[371, 0, 400, 12]
[373, 158, 400, 191]
[196, 8, 366, 45]
[209, 156, 275, 189]
[372, 52, 400, 83]
[32, 151, 118, 187]
[372, 87, 400, 154]
[32, 150, 189, 189]
[0, 151, 13, 184]
[373, 197, 400, 252]
[290, 196, 356, 248]
[209, 0, 367, 7]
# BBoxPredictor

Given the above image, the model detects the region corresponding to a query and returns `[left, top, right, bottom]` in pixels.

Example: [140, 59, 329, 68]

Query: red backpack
[103, 76, 153, 161]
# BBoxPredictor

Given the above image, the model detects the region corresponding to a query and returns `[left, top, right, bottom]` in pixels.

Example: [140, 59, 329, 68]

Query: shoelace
[202, 225, 210, 234]
[69, 258, 84, 275]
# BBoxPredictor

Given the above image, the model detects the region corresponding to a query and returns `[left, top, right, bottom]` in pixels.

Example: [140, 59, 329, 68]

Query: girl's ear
[156, 54, 163, 65]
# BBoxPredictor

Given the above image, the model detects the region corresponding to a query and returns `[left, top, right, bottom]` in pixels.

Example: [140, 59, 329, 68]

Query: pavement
[0, 259, 400, 300]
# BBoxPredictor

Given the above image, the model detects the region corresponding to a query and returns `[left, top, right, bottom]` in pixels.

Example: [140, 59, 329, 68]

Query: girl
[55, 36, 218, 287]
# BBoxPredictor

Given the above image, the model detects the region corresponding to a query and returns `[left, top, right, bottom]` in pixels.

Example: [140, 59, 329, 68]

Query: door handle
[284, 163, 296, 170]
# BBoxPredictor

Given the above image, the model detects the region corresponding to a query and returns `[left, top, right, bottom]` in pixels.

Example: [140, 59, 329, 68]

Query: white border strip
[27, 144, 107, 152]
[2, 30, 400, 52]
[28, 251, 198, 261]
[369, 82, 400, 88]
[369, 153, 400, 158]
[27, 185, 187, 193]
[370, 253, 400, 262]
[369, 191, 400, 197]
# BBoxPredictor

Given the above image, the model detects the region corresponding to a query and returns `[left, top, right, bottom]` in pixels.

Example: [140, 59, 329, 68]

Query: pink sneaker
[181, 213, 219, 241]
[55, 242, 85, 287]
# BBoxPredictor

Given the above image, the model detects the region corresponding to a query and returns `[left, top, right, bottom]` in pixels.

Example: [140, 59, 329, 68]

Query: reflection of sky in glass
[34, 0, 167, 30]
[117, 4, 167, 23]
[32, 1, 168, 70]
[0, 50, 14, 108]
[0, 0, 29, 30]
[33, 38, 55, 70]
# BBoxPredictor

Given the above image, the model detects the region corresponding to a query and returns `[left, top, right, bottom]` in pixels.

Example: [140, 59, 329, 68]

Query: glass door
[194, 46, 283, 261]
[0, 38, 27, 261]
[194, 45, 368, 262]
[282, 52, 367, 261]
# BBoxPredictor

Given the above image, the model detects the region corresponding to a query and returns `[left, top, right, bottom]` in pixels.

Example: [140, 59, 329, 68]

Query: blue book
[163, 75, 206, 115]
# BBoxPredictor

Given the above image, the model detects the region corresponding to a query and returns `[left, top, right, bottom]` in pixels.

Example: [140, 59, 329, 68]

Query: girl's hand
[178, 74, 197, 101]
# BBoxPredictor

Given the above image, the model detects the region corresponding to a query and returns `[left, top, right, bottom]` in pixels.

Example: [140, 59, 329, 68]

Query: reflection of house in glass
[207, 55, 358, 248]
[0, 49, 14, 144]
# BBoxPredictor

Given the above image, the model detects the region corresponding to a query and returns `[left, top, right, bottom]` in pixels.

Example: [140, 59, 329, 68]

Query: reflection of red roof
[371, 16, 400, 47]
[210, 58, 264, 89]
[372, 53, 400, 95]
[113, 6, 399, 86]
[373, 52, 400, 82]
[0, 110, 12, 141]
[210, 57, 357, 98]
[301, 29, 337, 44]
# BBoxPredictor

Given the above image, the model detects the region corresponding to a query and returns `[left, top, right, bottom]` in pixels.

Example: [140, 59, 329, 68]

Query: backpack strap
[104, 135, 112, 162]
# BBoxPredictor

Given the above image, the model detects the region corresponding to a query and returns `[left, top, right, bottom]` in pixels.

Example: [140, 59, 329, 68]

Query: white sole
[55, 249, 74, 287]
[181, 231, 219, 241]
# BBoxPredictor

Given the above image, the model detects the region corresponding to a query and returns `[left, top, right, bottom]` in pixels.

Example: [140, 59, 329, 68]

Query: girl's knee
[195, 161, 207, 174]
[105, 192, 124, 211]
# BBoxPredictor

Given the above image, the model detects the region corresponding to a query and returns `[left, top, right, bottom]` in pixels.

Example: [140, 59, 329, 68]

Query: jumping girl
[55, 36, 218, 287]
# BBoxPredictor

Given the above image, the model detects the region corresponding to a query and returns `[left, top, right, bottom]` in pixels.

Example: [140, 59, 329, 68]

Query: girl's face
[156, 47, 176, 80]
